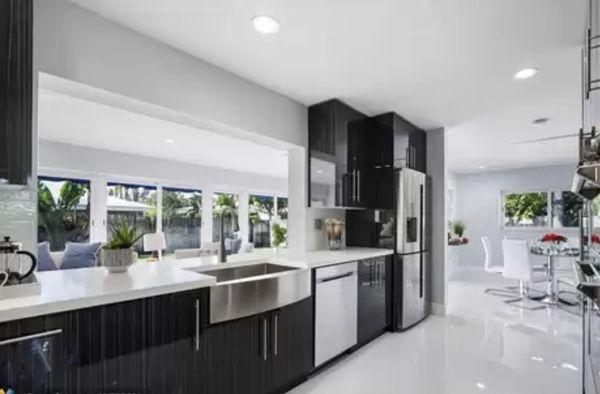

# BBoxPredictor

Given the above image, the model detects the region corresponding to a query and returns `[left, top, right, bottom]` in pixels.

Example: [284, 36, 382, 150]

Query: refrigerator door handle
[419, 253, 424, 299]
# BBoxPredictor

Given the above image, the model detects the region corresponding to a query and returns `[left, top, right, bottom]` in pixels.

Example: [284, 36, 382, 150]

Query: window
[162, 187, 202, 254]
[502, 190, 582, 228]
[107, 183, 157, 257]
[212, 193, 239, 242]
[249, 195, 274, 248]
[277, 197, 288, 224]
[38, 176, 90, 251]
[551, 191, 582, 227]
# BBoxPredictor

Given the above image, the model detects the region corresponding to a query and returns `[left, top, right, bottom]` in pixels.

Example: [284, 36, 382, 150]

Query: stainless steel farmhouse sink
[187, 262, 311, 324]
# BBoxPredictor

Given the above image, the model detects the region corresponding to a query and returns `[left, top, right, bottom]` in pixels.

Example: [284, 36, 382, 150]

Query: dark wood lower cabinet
[357, 256, 391, 345]
[0, 291, 312, 394]
[205, 296, 314, 394]
[0, 288, 209, 394]
[265, 297, 313, 393]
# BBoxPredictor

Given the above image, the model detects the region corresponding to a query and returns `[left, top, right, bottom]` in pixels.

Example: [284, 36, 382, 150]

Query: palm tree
[38, 180, 88, 250]
[213, 194, 239, 241]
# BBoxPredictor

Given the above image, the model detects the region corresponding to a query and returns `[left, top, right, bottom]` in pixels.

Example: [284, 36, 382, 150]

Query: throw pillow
[60, 242, 102, 270]
[37, 242, 57, 271]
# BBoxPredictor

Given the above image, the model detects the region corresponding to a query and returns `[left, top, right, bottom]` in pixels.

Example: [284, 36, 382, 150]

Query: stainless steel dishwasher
[314, 261, 358, 367]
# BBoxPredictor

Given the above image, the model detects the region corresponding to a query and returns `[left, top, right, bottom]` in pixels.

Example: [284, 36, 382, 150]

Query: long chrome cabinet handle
[263, 318, 268, 361]
[357, 170, 361, 202]
[273, 314, 278, 356]
[195, 298, 200, 351]
[0, 329, 62, 346]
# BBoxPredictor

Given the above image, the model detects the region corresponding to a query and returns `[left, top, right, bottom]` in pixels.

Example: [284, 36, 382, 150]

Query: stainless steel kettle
[0, 236, 37, 285]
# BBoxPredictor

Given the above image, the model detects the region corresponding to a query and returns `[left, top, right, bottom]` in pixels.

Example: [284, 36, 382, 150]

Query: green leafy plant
[272, 223, 287, 248]
[38, 180, 89, 250]
[504, 192, 547, 225]
[452, 220, 465, 237]
[106, 223, 146, 250]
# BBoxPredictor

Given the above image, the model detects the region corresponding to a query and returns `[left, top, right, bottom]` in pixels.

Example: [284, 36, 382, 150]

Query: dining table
[529, 244, 580, 306]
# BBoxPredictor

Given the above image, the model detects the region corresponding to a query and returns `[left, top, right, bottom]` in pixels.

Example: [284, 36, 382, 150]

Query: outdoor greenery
[38, 179, 89, 251]
[162, 190, 202, 220]
[504, 192, 548, 226]
[106, 223, 145, 249]
[272, 223, 287, 248]
[213, 193, 239, 241]
[108, 184, 157, 220]
[249, 195, 274, 223]
[552, 191, 582, 227]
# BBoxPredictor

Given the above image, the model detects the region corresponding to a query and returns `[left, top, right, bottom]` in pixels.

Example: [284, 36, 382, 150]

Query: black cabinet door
[59, 289, 208, 394]
[0, 0, 32, 185]
[408, 129, 427, 173]
[0, 314, 65, 394]
[309, 99, 366, 207]
[205, 315, 265, 394]
[357, 257, 389, 344]
[309, 100, 336, 157]
[266, 297, 313, 393]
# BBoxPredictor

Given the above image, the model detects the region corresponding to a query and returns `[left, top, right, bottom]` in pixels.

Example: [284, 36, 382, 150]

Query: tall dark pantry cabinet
[0, 0, 33, 185]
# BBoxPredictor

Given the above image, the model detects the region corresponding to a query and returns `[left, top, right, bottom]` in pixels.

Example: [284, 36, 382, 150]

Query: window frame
[500, 189, 581, 231]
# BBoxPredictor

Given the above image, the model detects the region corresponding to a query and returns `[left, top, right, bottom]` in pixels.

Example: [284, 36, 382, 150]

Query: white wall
[426, 128, 448, 314]
[454, 164, 577, 268]
[39, 141, 287, 197]
[33, 0, 307, 149]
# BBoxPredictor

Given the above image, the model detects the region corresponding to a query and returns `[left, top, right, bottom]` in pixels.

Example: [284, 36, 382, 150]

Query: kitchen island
[0, 247, 393, 394]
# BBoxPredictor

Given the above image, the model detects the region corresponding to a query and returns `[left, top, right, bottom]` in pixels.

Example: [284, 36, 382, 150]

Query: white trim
[430, 302, 447, 316]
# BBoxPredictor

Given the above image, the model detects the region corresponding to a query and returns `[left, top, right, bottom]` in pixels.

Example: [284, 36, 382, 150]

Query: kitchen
[0, 0, 587, 393]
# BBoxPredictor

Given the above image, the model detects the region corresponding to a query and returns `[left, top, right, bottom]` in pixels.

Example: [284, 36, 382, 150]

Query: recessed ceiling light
[165, 138, 175, 144]
[531, 117, 551, 127]
[513, 67, 539, 80]
[316, 169, 324, 174]
[252, 15, 280, 34]
[478, 166, 486, 169]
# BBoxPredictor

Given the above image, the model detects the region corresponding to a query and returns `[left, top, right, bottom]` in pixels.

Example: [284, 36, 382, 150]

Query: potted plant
[272, 223, 287, 259]
[448, 220, 469, 246]
[101, 223, 145, 273]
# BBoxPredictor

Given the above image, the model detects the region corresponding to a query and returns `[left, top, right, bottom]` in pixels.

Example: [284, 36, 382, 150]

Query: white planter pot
[100, 248, 136, 273]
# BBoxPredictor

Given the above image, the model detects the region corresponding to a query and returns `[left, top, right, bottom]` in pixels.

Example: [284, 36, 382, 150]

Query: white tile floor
[289, 267, 582, 394]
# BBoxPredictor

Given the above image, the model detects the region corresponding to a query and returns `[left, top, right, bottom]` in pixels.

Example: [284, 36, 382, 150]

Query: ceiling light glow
[478, 166, 486, 169]
[252, 15, 280, 34]
[513, 67, 539, 80]
[165, 139, 175, 144]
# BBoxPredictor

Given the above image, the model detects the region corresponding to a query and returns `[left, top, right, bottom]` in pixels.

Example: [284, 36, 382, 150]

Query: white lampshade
[143, 232, 166, 252]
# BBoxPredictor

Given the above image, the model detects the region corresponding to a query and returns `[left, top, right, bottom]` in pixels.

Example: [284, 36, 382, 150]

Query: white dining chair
[482, 236, 502, 274]
[482, 236, 516, 297]
[502, 239, 546, 310]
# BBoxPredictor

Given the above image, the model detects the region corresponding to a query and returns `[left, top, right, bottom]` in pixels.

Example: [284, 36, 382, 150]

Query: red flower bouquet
[592, 234, 600, 244]
[541, 233, 568, 243]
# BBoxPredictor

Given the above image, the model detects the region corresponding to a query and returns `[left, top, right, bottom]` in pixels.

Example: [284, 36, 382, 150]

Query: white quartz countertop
[0, 247, 393, 323]
[295, 248, 394, 269]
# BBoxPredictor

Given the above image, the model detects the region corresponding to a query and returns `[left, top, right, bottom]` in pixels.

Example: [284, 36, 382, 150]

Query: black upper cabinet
[357, 256, 391, 345]
[309, 99, 366, 207]
[372, 112, 427, 173]
[0, 0, 32, 185]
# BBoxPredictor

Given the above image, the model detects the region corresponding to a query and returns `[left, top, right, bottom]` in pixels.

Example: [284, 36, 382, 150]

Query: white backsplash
[0, 186, 36, 253]
[306, 208, 346, 251]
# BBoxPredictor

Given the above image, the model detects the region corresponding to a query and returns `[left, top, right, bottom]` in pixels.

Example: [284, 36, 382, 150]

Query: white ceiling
[37, 89, 289, 178]
[69, 0, 585, 174]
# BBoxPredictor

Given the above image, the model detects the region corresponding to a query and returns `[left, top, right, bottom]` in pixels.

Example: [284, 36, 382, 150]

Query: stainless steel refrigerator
[395, 168, 430, 330]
